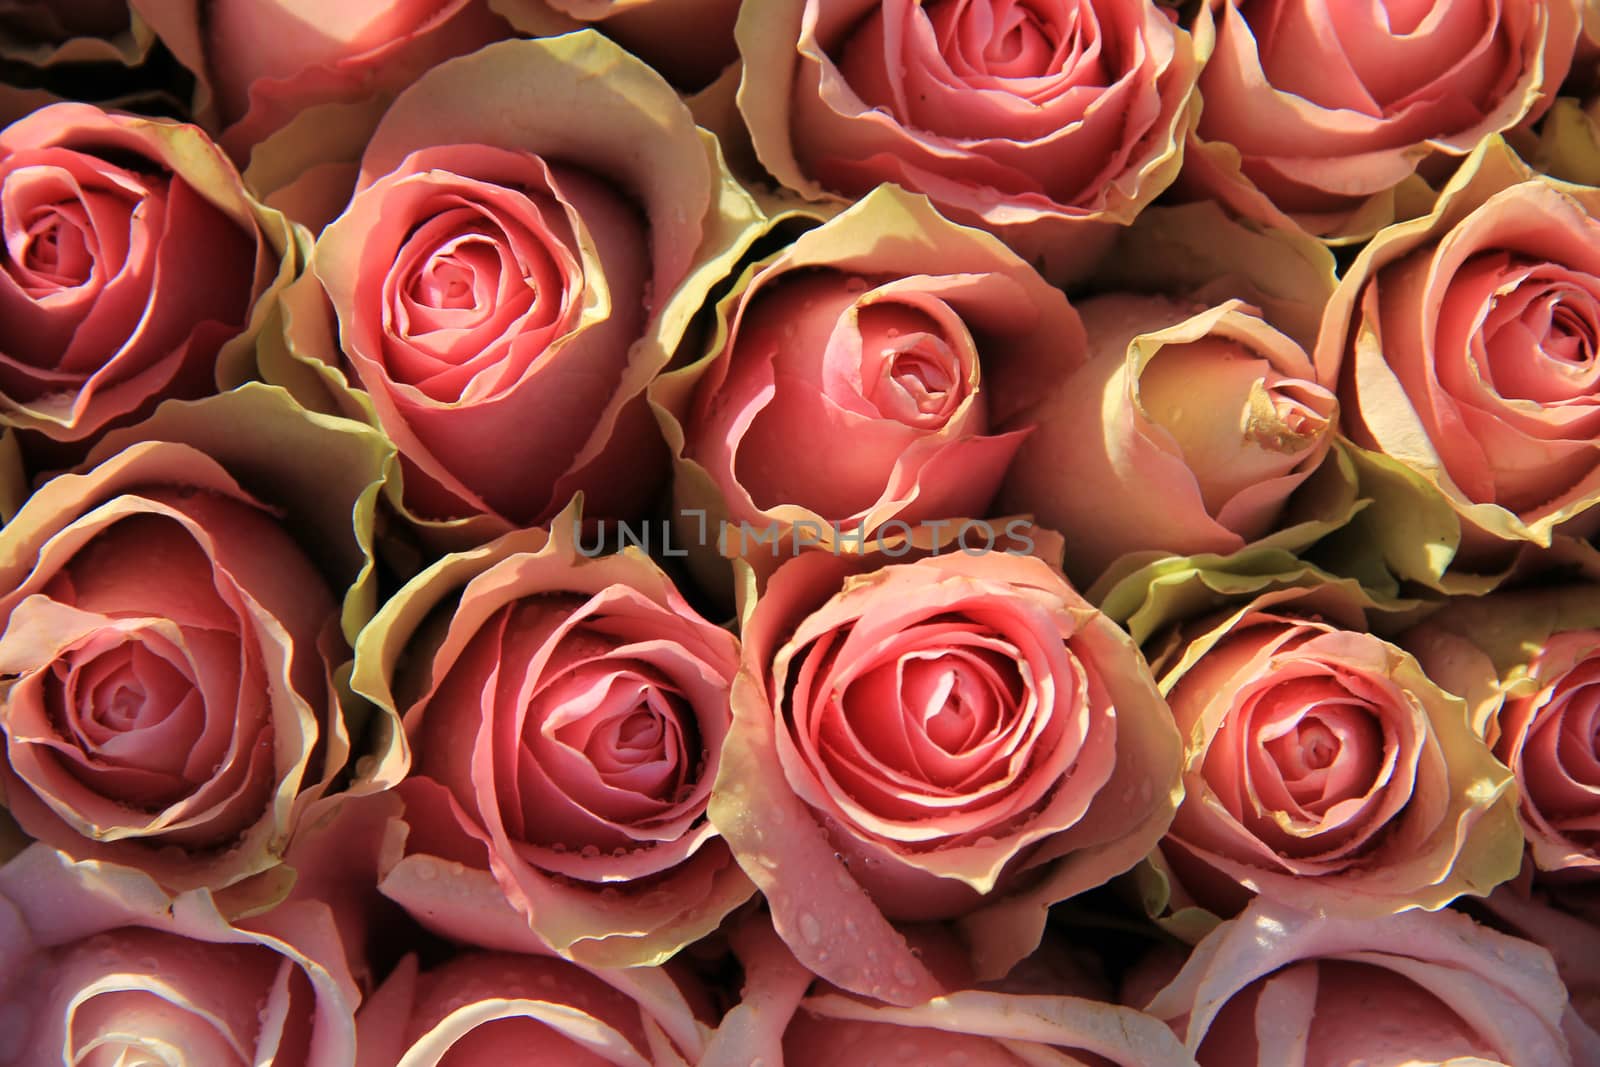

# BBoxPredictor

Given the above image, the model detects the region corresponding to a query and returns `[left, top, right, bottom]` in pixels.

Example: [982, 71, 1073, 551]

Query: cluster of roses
[2, 0, 1600, 1065]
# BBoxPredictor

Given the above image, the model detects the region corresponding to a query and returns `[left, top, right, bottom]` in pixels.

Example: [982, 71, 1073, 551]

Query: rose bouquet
[2, 2, 1600, 1065]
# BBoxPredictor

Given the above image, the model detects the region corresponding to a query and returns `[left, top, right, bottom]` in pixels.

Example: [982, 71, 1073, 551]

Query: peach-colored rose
[1150, 585, 1521, 918]
[350, 517, 753, 968]
[735, 0, 1206, 279]
[0, 403, 367, 892]
[307, 33, 738, 540]
[131, 0, 507, 160]
[1403, 586, 1600, 877]
[713, 548, 1181, 1003]
[660, 184, 1084, 574]
[701, 918, 1199, 1067]
[1183, 0, 1581, 240]
[1320, 139, 1600, 576]
[0, 843, 360, 1066]
[1138, 898, 1589, 1066]
[354, 949, 711, 1067]
[0, 102, 297, 444]
[1002, 294, 1337, 588]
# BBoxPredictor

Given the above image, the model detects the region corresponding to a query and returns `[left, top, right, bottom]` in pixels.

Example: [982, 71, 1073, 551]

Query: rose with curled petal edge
[0, 843, 360, 1067]
[1001, 293, 1338, 589]
[308, 32, 740, 542]
[699, 917, 1200, 1067]
[349, 509, 753, 969]
[0, 102, 298, 446]
[711, 548, 1182, 1005]
[1316, 137, 1600, 585]
[735, 0, 1207, 282]
[1180, 0, 1580, 242]
[353, 950, 713, 1067]
[0, 388, 384, 894]
[1134, 898, 1587, 1066]
[1145, 583, 1521, 922]
[1402, 585, 1600, 879]
[657, 183, 1085, 587]
[131, 0, 507, 161]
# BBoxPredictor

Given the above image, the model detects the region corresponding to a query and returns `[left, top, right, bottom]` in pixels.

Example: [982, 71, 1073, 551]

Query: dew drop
[799, 912, 822, 945]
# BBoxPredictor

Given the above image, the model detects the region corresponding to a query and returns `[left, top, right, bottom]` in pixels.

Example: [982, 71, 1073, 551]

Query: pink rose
[350, 516, 753, 967]
[1151, 585, 1521, 918]
[0, 102, 296, 444]
[1183, 0, 1581, 239]
[354, 950, 711, 1067]
[0, 386, 390, 892]
[1320, 139, 1600, 576]
[663, 184, 1084, 570]
[306, 34, 734, 539]
[0, 843, 360, 1066]
[131, 0, 507, 159]
[702, 918, 1198, 1067]
[1139, 898, 1589, 1066]
[1476, 872, 1600, 1053]
[713, 548, 1181, 1003]
[735, 0, 1206, 279]
[1002, 294, 1337, 588]
[1403, 586, 1600, 877]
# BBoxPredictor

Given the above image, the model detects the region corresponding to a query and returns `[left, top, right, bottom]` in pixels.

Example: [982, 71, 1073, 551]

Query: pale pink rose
[666, 184, 1084, 567]
[131, 0, 507, 159]
[350, 519, 753, 968]
[735, 0, 1206, 279]
[1402, 586, 1600, 877]
[0, 843, 360, 1066]
[308, 34, 729, 537]
[0, 102, 296, 443]
[1139, 899, 1588, 1066]
[1002, 294, 1337, 587]
[701, 917, 1199, 1067]
[354, 951, 711, 1067]
[0, 436, 347, 891]
[712, 549, 1181, 1003]
[1153, 586, 1521, 917]
[1184, 0, 1581, 239]
[1320, 140, 1600, 566]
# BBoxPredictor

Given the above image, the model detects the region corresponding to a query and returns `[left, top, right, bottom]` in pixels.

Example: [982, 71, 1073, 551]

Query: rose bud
[1146, 584, 1521, 920]
[1403, 585, 1600, 878]
[0, 843, 360, 1066]
[660, 183, 1084, 577]
[1002, 294, 1337, 589]
[130, 0, 507, 160]
[1137, 898, 1590, 1066]
[1181, 0, 1580, 241]
[712, 548, 1182, 1004]
[350, 512, 753, 968]
[304, 33, 746, 543]
[1319, 138, 1600, 585]
[0, 385, 392, 894]
[354, 949, 712, 1067]
[734, 0, 1206, 280]
[0, 102, 297, 446]
[701, 917, 1199, 1067]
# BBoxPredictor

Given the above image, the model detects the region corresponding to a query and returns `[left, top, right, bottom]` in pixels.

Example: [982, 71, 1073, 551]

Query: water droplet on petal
[799, 913, 822, 945]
